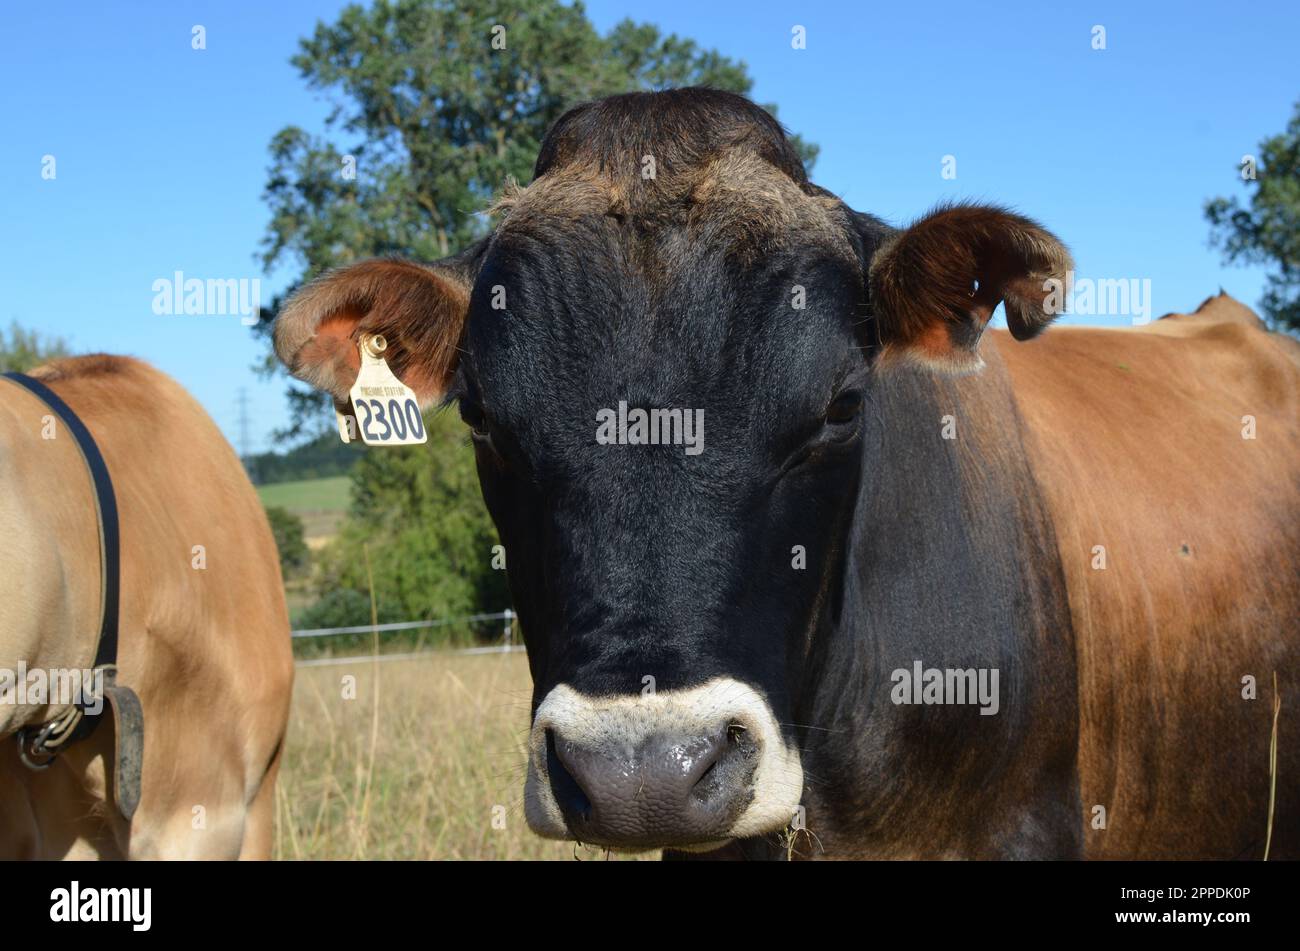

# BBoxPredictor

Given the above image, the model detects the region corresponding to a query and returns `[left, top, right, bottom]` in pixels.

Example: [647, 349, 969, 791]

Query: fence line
[291, 608, 514, 640]
[295, 644, 525, 668]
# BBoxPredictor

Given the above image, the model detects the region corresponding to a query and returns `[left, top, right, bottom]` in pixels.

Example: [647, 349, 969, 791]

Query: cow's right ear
[865, 204, 1072, 374]
[273, 256, 474, 406]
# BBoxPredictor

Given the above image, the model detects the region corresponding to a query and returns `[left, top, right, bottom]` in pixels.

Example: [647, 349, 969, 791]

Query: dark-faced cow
[1, 356, 294, 859]
[274, 88, 1300, 859]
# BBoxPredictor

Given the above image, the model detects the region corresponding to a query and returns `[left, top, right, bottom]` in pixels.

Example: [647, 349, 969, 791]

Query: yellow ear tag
[339, 333, 428, 447]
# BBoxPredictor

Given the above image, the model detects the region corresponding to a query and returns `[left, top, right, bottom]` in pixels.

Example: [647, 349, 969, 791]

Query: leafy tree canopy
[254, 0, 816, 439]
[1205, 100, 1300, 332]
[265, 505, 311, 578]
[0, 322, 71, 373]
[256, 0, 818, 636]
[299, 409, 509, 632]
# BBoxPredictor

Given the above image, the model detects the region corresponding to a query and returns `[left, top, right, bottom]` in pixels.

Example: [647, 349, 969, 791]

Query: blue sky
[2, 1, 1296, 453]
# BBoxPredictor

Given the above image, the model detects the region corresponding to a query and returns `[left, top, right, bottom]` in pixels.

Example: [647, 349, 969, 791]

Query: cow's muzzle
[523, 679, 803, 851]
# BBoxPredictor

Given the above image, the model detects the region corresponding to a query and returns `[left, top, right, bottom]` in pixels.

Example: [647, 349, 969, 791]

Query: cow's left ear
[867, 204, 1072, 373]
[273, 241, 485, 406]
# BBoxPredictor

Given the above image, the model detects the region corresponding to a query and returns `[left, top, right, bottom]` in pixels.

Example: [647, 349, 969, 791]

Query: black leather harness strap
[4, 372, 120, 667]
[2, 371, 143, 820]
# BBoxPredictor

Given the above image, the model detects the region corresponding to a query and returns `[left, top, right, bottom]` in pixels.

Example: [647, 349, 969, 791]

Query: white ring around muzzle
[523, 676, 804, 847]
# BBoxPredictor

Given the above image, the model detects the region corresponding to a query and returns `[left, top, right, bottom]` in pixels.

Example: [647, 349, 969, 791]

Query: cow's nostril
[690, 721, 758, 806]
[545, 729, 591, 821]
[542, 719, 759, 848]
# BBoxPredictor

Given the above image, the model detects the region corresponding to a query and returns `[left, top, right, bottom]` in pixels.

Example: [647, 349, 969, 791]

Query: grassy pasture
[257, 475, 351, 544]
[275, 649, 651, 860]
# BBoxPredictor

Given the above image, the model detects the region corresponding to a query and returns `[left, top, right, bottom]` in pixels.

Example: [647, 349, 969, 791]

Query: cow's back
[995, 295, 1300, 858]
[0, 355, 293, 859]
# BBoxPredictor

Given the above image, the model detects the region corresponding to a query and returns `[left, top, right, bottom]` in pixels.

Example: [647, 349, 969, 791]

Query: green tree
[254, 0, 816, 438]
[1204, 100, 1300, 332]
[265, 505, 311, 577]
[305, 409, 510, 632]
[256, 0, 818, 636]
[0, 322, 71, 372]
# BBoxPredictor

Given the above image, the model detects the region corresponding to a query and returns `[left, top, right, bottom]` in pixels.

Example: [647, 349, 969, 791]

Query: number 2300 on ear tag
[340, 333, 428, 446]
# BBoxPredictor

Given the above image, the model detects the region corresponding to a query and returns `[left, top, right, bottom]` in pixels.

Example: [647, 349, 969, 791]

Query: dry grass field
[275, 649, 654, 860]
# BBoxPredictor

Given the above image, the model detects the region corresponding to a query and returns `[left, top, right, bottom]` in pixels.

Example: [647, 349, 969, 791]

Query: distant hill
[245, 432, 361, 485]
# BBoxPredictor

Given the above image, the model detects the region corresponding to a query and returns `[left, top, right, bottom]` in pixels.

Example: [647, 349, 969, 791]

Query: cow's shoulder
[993, 292, 1300, 413]
[1138, 291, 1300, 367]
[31, 355, 178, 402]
[1149, 291, 1267, 332]
[26, 352, 145, 382]
[23, 354, 237, 456]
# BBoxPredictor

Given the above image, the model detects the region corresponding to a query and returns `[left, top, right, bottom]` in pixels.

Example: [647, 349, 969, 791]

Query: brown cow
[0, 355, 293, 859]
[272, 88, 1297, 858]
[997, 294, 1300, 859]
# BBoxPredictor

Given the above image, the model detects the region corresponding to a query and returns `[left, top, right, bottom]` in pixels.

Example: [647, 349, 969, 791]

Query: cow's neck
[795, 343, 1083, 858]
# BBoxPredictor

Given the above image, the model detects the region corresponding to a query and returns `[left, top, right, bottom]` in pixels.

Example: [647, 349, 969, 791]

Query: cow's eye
[824, 390, 863, 427]
[458, 400, 495, 447]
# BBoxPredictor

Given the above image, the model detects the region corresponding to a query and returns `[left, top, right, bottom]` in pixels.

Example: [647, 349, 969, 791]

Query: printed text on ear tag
[342, 333, 428, 446]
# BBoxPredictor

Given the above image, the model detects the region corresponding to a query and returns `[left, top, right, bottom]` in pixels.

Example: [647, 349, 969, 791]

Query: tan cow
[997, 293, 1300, 859]
[0, 355, 293, 859]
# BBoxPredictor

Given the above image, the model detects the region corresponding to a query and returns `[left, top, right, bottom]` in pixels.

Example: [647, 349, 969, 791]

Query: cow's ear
[867, 204, 1072, 373]
[273, 255, 475, 406]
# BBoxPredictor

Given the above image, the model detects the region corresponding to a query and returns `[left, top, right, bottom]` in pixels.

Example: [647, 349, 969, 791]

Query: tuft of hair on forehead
[488, 88, 853, 260]
[534, 88, 808, 185]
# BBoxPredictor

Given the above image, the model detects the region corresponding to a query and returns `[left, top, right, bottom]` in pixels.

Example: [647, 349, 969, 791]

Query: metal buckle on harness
[13, 665, 143, 820]
[16, 705, 86, 770]
[14, 665, 111, 771]
[17, 720, 61, 770]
